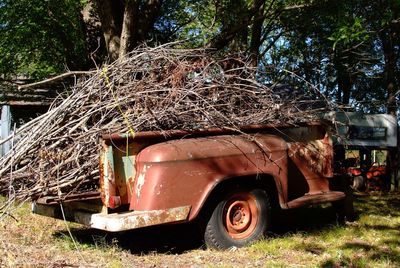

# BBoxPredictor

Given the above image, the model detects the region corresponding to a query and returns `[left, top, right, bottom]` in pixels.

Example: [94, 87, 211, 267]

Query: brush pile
[0, 45, 331, 200]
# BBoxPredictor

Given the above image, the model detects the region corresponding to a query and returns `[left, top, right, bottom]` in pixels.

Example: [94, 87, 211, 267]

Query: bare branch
[0, 44, 332, 200]
[17, 71, 96, 90]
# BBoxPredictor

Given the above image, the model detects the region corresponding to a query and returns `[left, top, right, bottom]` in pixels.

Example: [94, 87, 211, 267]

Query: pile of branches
[0, 45, 332, 200]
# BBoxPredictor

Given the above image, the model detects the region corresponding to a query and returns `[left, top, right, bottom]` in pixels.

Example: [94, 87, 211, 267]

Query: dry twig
[0, 45, 332, 200]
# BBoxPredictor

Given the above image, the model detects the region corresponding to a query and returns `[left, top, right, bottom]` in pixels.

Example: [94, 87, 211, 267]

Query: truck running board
[286, 191, 345, 209]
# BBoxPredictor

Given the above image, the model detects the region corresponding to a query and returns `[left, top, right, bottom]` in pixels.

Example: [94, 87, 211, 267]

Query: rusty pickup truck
[32, 122, 353, 249]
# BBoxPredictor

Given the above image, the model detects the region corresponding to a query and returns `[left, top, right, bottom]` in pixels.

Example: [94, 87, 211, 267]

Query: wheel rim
[223, 192, 259, 240]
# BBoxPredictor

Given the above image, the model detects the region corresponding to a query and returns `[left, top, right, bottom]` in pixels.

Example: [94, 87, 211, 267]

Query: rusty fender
[129, 134, 289, 221]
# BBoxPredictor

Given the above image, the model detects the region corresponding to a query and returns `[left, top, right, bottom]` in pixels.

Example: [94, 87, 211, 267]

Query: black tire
[333, 176, 356, 222]
[204, 188, 271, 250]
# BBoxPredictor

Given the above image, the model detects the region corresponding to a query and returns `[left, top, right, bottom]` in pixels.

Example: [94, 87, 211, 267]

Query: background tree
[93, 0, 162, 61]
[0, 0, 89, 79]
[261, 0, 399, 115]
[0, 0, 399, 118]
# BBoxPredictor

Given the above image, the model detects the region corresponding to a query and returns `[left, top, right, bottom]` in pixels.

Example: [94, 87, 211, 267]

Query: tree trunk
[137, 0, 162, 42]
[250, 0, 265, 66]
[81, 1, 104, 66]
[119, 0, 138, 59]
[208, 0, 251, 50]
[380, 19, 399, 190]
[334, 51, 352, 105]
[94, 0, 123, 62]
[380, 29, 397, 116]
[94, 0, 161, 61]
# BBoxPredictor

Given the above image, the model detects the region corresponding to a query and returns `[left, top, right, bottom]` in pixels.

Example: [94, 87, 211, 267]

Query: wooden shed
[0, 78, 66, 155]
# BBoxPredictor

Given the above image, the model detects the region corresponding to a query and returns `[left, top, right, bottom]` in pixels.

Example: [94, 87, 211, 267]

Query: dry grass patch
[1, 193, 399, 267]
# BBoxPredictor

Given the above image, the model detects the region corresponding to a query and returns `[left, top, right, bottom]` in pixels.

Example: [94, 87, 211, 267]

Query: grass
[251, 193, 400, 267]
[0, 192, 399, 267]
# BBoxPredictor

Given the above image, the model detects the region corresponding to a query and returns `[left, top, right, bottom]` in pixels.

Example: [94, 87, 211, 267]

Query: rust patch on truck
[288, 133, 333, 194]
[135, 164, 150, 201]
[99, 123, 336, 220]
[32, 201, 190, 232]
[289, 135, 333, 176]
[90, 205, 191, 232]
[100, 137, 152, 209]
[99, 142, 118, 208]
[129, 134, 289, 215]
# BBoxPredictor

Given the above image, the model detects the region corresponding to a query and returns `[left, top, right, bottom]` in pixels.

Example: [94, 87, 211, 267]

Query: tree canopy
[0, 0, 398, 115]
[0, 0, 89, 79]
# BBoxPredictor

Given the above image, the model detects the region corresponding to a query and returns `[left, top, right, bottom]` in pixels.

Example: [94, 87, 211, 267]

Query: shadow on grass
[270, 192, 400, 235]
[270, 204, 348, 235]
[54, 222, 204, 255]
[319, 193, 400, 267]
[53, 205, 345, 255]
[53, 193, 400, 256]
[354, 192, 400, 217]
[320, 235, 400, 267]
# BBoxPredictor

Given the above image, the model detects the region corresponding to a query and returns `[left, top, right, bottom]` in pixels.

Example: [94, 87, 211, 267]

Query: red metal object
[348, 167, 362, 176]
[367, 165, 386, 179]
[288, 131, 333, 194]
[113, 124, 335, 219]
[224, 192, 258, 239]
[97, 123, 340, 223]
[129, 134, 288, 218]
[130, 135, 287, 218]
[346, 166, 386, 179]
[99, 139, 150, 209]
[286, 191, 345, 209]
[342, 159, 389, 191]
[33, 123, 345, 234]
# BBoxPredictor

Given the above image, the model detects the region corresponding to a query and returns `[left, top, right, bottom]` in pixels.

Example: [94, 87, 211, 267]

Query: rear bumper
[32, 201, 191, 232]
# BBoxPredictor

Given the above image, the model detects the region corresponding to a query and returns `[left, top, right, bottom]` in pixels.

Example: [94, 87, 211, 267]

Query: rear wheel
[204, 188, 271, 249]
